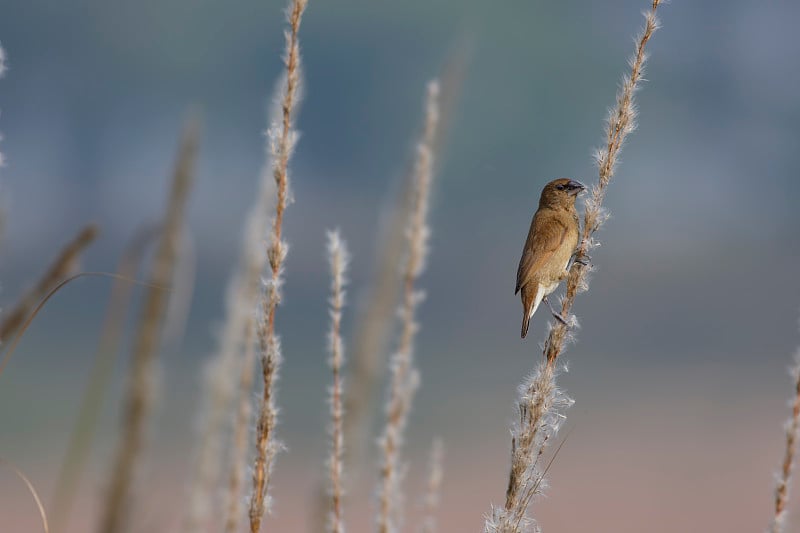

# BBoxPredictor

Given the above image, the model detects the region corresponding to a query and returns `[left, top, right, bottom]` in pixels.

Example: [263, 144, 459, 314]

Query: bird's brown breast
[516, 206, 580, 293]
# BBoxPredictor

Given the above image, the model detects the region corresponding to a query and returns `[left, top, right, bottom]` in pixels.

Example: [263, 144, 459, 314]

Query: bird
[515, 178, 586, 338]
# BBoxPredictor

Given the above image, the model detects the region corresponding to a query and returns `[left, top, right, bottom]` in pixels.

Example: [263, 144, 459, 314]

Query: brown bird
[515, 178, 585, 338]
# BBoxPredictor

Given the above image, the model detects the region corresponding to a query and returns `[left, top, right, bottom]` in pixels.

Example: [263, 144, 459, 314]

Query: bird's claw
[551, 311, 569, 326]
[574, 254, 592, 267]
[544, 296, 571, 327]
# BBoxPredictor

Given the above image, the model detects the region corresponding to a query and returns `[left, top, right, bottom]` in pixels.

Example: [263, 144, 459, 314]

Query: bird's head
[539, 178, 586, 209]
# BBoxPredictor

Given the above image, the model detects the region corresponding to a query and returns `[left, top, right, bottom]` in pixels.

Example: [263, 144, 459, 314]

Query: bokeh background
[1, 0, 800, 531]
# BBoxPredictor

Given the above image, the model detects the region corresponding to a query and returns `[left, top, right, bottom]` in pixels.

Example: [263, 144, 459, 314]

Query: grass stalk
[0, 224, 99, 343]
[0, 458, 50, 533]
[0, 43, 7, 241]
[376, 79, 440, 533]
[341, 50, 465, 483]
[223, 318, 257, 533]
[769, 329, 800, 533]
[247, 1, 308, 531]
[187, 73, 281, 533]
[50, 226, 158, 532]
[420, 439, 444, 533]
[326, 231, 349, 533]
[486, 3, 663, 532]
[99, 118, 199, 533]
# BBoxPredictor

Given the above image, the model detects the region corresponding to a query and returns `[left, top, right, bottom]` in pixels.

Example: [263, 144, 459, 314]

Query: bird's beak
[568, 180, 586, 195]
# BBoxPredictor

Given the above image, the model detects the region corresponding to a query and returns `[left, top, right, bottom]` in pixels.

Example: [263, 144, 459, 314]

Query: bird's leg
[543, 296, 568, 326]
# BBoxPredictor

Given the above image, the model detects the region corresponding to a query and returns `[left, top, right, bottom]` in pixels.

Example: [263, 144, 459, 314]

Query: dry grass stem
[376, 79, 440, 533]
[317, 122, 409, 533]
[769, 337, 800, 533]
[544, 0, 661, 365]
[420, 439, 444, 533]
[486, 3, 662, 532]
[99, 119, 199, 533]
[342, 179, 411, 480]
[341, 51, 465, 489]
[213, 112, 280, 533]
[224, 319, 257, 533]
[248, 1, 308, 531]
[0, 43, 6, 239]
[0, 224, 99, 343]
[326, 231, 349, 533]
[162, 233, 195, 348]
[51, 226, 158, 532]
[0, 458, 50, 533]
[187, 94, 279, 533]
[486, 363, 572, 533]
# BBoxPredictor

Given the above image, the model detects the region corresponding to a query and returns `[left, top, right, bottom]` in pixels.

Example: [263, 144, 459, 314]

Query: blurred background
[1, 0, 800, 531]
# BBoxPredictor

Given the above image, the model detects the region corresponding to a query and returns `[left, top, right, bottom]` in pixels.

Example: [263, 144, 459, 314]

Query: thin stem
[326, 231, 349, 533]
[247, 2, 308, 532]
[377, 80, 440, 533]
[770, 347, 800, 533]
[99, 118, 198, 533]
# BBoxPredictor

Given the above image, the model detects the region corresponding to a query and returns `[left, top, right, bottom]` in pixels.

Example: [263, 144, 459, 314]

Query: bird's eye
[556, 184, 565, 190]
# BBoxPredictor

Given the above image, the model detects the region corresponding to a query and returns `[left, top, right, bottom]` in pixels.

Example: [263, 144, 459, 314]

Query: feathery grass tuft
[376, 79, 440, 533]
[341, 52, 465, 488]
[545, 0, 661, 364]
[247, 1, 308, 531]
[486, 2, 663, 532]
[224, 320, 257, 533]
[326, 230, 349, 533]
[99, 118, 199, 533]
[215, 89, 281, 533]
[486, 363, 573, 533]
[342, 173, 412, 486]
[187, 70, 282, 533]
[420, 439, 444, 533]
[769, 324, 800, 533]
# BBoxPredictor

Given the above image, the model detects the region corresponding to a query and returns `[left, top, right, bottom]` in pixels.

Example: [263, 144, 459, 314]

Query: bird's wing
[515, 212, 568, 294]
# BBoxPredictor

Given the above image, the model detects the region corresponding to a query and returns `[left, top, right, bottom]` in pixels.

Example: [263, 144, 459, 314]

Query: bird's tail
[520, 284, 543, 339]
[521, 314, 530, 339]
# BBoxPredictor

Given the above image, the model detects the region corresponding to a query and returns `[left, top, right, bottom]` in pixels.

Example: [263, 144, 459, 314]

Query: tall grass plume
[186, 75, 282, 533]
[420, 439, 444, 533]
[0, 44, 7, 171]
[769, 322, 800, 533]
[0, 43, 6, 170]
[326, 230, 349, 533]
[0, 42, 6, 238]
[51, 226, 158, 531]
[99, 118, 199, 533]
[247, 1, 308, 531]
[214, 97, 281, 533]
[486, 2, 663, 532]
[376, 79, 440, 533]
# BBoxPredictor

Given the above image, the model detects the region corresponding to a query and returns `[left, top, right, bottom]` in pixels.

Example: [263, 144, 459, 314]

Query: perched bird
[515, 178, 585, 338]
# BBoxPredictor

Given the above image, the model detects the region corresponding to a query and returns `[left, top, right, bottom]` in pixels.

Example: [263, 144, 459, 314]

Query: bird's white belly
[527, 281, 560, 319]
